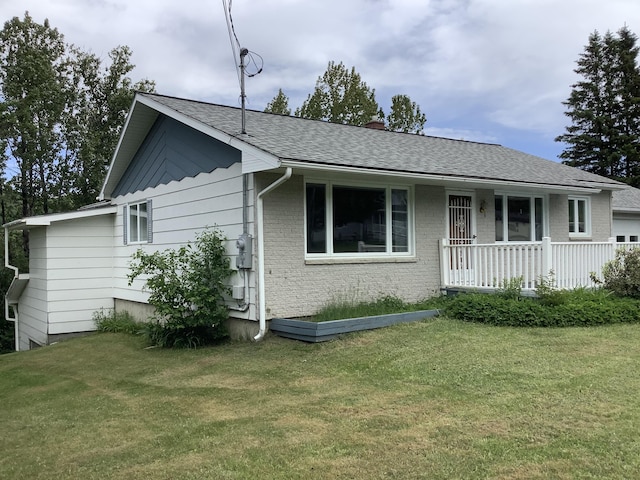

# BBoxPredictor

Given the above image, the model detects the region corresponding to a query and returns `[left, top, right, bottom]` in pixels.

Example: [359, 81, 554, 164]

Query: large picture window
[306, 181, 411, 256]
[495, 194, 544, 242]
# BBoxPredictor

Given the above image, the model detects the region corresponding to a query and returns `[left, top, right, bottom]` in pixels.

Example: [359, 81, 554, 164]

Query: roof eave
[3, 206, 117, 231]
[613, 207, 640, 214]
[279, 160, 605, 194]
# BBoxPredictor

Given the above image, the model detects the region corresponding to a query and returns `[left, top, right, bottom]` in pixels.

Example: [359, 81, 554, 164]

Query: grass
[1, 318, 640, 479]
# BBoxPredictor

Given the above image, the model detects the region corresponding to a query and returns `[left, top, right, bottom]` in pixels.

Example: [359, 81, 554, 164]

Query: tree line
[0, 12, 155, 227]
[264, 60, 428, 134]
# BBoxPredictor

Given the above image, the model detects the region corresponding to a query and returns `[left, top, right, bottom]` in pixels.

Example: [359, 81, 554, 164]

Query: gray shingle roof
[612, 185, 640, 212]
[141, 93, 622, 191]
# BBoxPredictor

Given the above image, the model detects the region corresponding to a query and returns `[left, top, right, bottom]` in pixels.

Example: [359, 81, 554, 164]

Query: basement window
[305, 181, 412, 257]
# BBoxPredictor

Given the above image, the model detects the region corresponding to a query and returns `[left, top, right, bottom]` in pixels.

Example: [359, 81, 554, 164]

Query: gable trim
[100, 94, 280, 200]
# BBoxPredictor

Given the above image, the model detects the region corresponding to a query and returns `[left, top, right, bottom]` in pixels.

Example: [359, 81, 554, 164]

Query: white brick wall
[548, 194, 569, 241]
[475, 189, 494, 243]
[260, 175, 445, 319]
[590, 191, 612, 241]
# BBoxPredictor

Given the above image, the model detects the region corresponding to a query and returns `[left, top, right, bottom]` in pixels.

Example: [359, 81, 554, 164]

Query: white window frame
[125, 200, 152, 244]
[568, 196, 591, 238]
[304, 178, 414, 258]
[495, 192, 547, 243]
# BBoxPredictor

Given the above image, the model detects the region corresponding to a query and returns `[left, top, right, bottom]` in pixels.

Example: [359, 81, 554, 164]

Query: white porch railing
[440, 237, 638, 291]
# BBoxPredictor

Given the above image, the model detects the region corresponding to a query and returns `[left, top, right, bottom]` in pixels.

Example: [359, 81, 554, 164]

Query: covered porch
[440, 237, 638, 292]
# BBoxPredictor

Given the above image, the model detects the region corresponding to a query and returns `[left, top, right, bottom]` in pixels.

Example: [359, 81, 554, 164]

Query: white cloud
[2, 0, 640, 157]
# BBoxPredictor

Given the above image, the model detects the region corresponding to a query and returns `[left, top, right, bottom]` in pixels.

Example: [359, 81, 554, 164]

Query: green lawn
[1, 318, 639, 479]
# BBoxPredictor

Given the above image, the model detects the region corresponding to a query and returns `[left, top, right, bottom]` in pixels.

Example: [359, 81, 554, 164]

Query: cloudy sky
[2, 0, 640, 161]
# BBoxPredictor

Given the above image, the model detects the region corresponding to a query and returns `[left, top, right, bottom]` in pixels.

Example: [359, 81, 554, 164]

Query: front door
[447, 193, 475, 285]
[448, 194, 475, 244]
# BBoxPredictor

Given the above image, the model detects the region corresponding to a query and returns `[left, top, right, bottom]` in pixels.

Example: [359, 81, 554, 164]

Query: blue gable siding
[112, 115, 241, 196]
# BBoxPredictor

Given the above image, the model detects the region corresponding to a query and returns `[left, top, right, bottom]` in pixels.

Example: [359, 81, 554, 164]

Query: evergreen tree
[611, 27, 640, 183]
[295, 61, 380, 126]
[557, 27, 640, 183]
[386, 94, 427, 134]
[264, 88, 291, 115]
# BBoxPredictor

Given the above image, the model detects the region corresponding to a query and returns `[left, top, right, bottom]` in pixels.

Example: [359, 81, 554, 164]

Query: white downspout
[4, 226, 19, 278]
[254, 167, 292, 341]
[4, 226, 20, 351]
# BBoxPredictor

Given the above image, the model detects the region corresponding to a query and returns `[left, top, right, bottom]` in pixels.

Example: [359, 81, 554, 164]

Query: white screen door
[447, 194, 475, 285]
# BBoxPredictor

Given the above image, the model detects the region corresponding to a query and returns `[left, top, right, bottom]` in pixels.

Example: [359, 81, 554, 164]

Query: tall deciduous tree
[264, 88, 291, 115]
[0, 12, 67, 221]
[386, 94, 427, 134]
[0, 13, 155, 219]
[556, 27, 640, 184]
[60, 45, 155, 209]
[295, 61, 380, 126]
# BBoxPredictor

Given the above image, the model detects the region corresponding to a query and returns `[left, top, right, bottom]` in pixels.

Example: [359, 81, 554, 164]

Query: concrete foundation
[114, 298, 261, 341]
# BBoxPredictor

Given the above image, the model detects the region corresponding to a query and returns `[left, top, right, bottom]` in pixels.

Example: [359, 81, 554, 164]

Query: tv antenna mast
[223, 0, 262, 134]
[239, 47, 248, 134]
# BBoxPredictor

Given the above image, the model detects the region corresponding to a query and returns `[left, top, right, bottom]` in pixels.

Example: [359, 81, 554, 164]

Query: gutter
[254, 167, 292, 341]
[278, 160, 608, 194]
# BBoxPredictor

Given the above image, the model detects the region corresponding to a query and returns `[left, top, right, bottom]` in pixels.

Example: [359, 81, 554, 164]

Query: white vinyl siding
[15, 228, 48, 350]
[42, 216, 115, 336]
[15, 214, 116, 350]
[112, 163, 256, 320]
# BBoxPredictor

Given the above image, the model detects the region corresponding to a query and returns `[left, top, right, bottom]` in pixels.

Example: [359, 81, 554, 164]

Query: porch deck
[440, 237, 639, 292]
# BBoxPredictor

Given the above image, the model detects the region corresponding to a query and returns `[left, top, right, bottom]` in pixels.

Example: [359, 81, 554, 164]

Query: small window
[631, 236, 638, 243]
[305, 181, 411, 256]
[568, 197, 591, 237]
[617, 235, 626, 242]
[124, 200, 153, 244]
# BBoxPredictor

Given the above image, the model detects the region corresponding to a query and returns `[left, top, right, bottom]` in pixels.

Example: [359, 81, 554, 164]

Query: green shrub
[497, 276, 523, 300]
[127, 228, 232, 348]
[444, 289, 640, 327]
[94, 309, 142, 334]
[445, 293, 547, 327]
[599, 247, 640, 298]
[0, 318, 15, 354]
